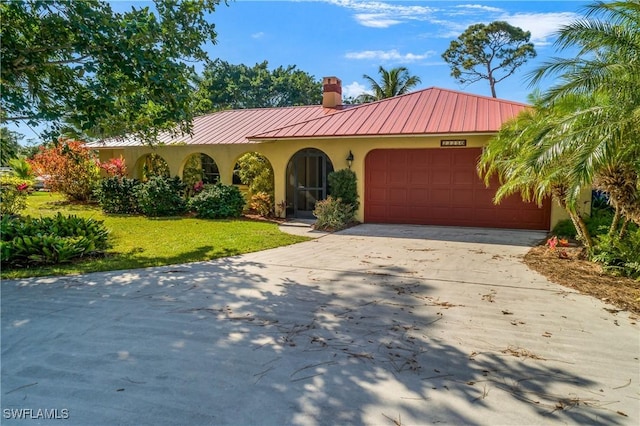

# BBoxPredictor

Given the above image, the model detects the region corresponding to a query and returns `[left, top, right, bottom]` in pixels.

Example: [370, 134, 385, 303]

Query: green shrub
[95, 177, 141, 214]
[187, 183, 246, 219]
[136, 176, 186, 217]
[313, 196, 356, 231]
[551, 218, 577, 239]
[1, 213, 109, 267]
[328, 169, 359, 209]
[0, 176, 33, 216]
[592, 229, 640, 279]
[8, 158, 34, 179]
[552, 208, 616, 239]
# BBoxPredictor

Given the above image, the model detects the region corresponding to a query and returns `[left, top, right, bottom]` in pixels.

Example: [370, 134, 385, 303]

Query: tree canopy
[192, 59, 322, 112]
[0, 127, 22, 166]
[1, 0, 223, 141]
[481, 1, 640, 254]
[442, 21, 536, 98]
[358, 66, 421, 103]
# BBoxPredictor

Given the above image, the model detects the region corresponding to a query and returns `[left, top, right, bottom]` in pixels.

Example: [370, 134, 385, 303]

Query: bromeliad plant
[546, 235, 570, 259]
[1, 213, 110, 267]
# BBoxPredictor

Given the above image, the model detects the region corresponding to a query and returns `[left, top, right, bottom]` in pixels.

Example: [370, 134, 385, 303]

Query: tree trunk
[594, 165, 640, 226]
[619, 218, 630, 239]
[552, 184, 593, 251]
[608, 207, 621, 237]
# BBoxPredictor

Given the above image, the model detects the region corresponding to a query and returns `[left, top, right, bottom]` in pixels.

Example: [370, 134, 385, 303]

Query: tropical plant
[98, 156, 127, 178]
[592, 229, 640, 279]
[0, 176, 32, 216]
[528, 0, 640, 227]
[328, 169, 359, 209]
[479, 94, 595, 249]
[8, 158, 34, 179]
[141, 153, 171, 180]
[313, 196, 356, 231]
[235, 152, 274, 216]
[1, 213, 109, 267]
[358, 66, 421, 102]
[95, 177, 141, 215]
[235, 153, 274, 195]
[29, 139, 101, 202]
[136, 176, 186, 217]
[187, 183, 246, 219]
[249, 192, 274, 217]
[442, 21, 536, 98]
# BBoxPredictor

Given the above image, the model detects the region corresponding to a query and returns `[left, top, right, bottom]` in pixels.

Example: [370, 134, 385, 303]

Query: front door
[286, 149, 334, 218]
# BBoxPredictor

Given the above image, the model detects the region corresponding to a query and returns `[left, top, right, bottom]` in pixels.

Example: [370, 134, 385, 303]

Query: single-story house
[90, 77, 588, 231]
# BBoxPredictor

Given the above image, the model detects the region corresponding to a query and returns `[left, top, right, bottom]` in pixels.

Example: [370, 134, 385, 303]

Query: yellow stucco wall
[95, 134, 584, 230]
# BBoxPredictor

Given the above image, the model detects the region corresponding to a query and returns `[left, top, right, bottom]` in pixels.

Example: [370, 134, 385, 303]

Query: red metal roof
[90, 105, 343, 148]
[248, 87, 528, 140]
[91, 87, 528, 148]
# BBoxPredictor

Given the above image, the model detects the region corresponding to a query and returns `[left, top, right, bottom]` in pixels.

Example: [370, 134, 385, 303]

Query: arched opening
[233, 152, 275, 216]
[286, 148, 334, 218]
[135, 153, 170, 181]
[182, 153, 220, 191]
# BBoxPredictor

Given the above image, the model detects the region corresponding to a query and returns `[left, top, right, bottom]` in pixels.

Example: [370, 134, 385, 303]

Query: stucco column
[271, 157, 287, 218]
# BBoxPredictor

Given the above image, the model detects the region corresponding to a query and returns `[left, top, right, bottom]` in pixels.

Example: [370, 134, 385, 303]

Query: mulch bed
[523, 245, 640, 315]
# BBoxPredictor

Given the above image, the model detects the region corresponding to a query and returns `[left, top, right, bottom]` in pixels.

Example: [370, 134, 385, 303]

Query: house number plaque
[440, 139, 467, 147]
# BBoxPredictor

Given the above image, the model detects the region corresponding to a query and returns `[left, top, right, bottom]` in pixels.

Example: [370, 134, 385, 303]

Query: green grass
[2, 192, 309, 279]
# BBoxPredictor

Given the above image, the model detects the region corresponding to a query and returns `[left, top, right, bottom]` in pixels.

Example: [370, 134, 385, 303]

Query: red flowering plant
[546, 236, 570, 259]
[29, 139, 101, 202]
[0, 176, 33, 216]
[98, 156, 127, 177]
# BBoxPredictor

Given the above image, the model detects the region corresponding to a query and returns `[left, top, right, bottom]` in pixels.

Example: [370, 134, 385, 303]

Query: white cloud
[327, 0, 438, 26]
[456, 4, 504, 13]
[327, 0, 579, 47]
[251, 32, 265, 39]
[355, 13, 401, 28]
[345, 49, 437, 63]
[342, 81, 371, 99]
[499, 12, 580, 46]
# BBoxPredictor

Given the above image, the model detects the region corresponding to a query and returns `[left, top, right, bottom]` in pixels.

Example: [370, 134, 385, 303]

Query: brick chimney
[322, 76, 342, 108]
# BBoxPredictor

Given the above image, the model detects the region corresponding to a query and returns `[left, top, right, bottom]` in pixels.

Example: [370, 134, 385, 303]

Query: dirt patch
[523, 245, 640, 315]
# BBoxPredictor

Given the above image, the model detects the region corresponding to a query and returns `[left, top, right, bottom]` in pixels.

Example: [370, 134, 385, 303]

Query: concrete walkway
[1, 225, 638, 425]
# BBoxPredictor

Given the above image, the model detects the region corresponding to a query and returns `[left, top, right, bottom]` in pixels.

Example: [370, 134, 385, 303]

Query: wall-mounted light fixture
[346, 150, 354, 168]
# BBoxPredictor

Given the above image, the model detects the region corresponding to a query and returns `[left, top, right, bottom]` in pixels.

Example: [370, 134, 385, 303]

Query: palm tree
[358, 66, 421, 103]
[528, 0, 640, 226]
[479, 93, 594, 249]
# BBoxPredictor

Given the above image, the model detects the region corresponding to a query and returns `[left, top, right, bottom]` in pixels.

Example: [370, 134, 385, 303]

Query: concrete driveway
[1, 224, 638, 425]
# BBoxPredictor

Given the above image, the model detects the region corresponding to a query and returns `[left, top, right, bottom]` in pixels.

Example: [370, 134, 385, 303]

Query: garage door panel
[408, 188, 430, 205]
[431, 173, 451, 185]
[389, 171, 408, 184]
[452, 189, 474, 206]
[365, 148, 550, 230]
[452, 170, 475, 185]
[388, 188, 408, 203]
[430, 189, 451, 205]
[409, 170, 429, 184]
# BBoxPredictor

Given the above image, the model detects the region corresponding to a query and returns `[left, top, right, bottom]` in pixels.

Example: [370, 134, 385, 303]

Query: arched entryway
[134, 153, 170, 180]
[286, 148, 334, 218]
[183, 153, 220, 185]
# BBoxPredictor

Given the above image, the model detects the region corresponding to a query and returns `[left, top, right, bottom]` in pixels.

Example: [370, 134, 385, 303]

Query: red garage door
[365, 148, 550, 230]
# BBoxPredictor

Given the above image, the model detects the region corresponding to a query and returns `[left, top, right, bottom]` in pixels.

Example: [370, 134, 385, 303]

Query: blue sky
[12, 0, 588, 141]
[206, 0, 585, 101]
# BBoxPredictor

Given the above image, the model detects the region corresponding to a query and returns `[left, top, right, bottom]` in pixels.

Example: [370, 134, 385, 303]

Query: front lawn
[1, 192, 309, 279]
